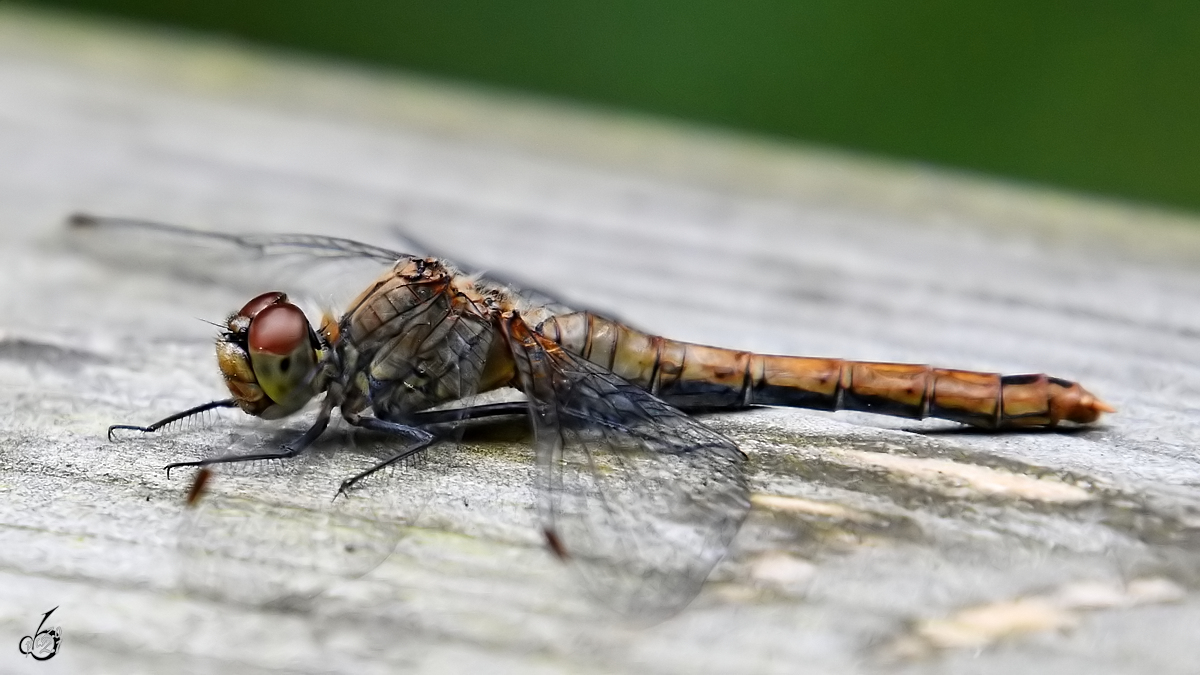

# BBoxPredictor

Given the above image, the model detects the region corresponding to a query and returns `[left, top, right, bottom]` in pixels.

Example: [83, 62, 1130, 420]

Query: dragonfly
[70, 213, 1114, 617]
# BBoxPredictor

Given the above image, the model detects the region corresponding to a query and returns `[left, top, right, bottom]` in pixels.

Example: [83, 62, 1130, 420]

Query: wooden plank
[1, 6, 1198, 674]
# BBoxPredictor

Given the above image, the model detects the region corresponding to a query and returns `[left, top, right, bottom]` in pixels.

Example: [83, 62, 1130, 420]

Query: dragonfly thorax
[216, 291, 325, 419]
[334, 259, 498, 422]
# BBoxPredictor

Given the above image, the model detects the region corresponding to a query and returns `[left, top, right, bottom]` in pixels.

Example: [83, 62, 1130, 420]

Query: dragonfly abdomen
[539, 312, 1113, 429]
[538, 312, 750, 408]
[752, 358, 1111, 428]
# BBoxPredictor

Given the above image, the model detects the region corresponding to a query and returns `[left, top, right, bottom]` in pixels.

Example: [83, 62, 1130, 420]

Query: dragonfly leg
[336, 402, 530, 496]
[164, 405, 332, 478]
[107, 399, 239, 441]
[336, 413, 435, 496]
[408, 401, 529, 426]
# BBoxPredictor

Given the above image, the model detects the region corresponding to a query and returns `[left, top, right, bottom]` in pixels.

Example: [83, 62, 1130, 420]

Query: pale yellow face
[216, 291, 321, 419]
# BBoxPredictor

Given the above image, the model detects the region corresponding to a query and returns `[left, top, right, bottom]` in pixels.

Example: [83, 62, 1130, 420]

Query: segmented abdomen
[537, 312, 1113, 429]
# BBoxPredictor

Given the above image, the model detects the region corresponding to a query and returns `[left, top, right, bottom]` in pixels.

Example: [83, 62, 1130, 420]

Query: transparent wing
[388, 223, 639, 327]
[169, 421, 424, 607]
[502, 314, 750, 619]
[66, 213, 414, 314]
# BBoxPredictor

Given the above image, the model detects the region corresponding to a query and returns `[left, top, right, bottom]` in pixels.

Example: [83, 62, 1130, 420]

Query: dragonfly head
[216, 291, 324, 419]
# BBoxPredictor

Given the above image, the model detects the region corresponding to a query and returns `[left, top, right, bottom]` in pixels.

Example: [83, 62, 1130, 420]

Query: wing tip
[543, 527, 571, 561]
[66, 212, 99, 229]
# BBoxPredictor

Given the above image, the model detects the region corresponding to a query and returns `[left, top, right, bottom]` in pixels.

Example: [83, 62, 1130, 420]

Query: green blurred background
[20, 0, 1200, 213]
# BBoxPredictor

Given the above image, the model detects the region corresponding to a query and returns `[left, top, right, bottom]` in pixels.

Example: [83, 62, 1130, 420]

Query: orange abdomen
[538, 313, 1113, 429]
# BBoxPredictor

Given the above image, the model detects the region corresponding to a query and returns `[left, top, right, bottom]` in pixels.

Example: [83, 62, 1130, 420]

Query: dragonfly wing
[67, 214, 414, 314]
[501, 313, 750, 618]
[389, 223, 636, 325]
[174, 423, 419, 607]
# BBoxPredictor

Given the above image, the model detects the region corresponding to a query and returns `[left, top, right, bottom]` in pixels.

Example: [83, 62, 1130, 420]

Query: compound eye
[247, 303, 310, 357]
[237, 291, 289, 321]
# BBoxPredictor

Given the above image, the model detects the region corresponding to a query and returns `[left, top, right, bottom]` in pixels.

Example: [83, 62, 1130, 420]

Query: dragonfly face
[216, 291, 325, 420]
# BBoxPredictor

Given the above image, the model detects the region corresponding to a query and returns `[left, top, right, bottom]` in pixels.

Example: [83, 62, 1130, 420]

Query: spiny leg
[337, 413, 436, 497]
[335, 402, 534, 496]
[408, 401, 528, 426]
[164, 405, 333, 478]
[107, 399, 238, 441]
[337, 401, 531, 494]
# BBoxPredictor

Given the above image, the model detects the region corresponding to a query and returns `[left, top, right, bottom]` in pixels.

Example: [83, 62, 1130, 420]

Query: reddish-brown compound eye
[247, 303, 310, 356]
[237, 291, 288, 321]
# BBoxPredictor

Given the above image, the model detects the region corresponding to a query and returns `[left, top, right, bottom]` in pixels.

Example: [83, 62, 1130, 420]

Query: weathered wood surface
[3, 6, 1200, 674]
